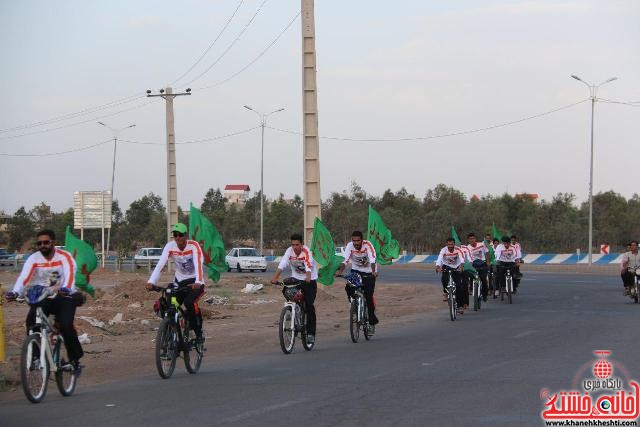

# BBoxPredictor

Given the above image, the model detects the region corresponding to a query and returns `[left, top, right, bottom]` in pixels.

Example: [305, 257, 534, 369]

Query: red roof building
[224, 184, 251, 205]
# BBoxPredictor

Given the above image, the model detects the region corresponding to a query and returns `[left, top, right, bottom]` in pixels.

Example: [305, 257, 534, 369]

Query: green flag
[492, 223, 502, 240]
[310, 217, 344, 286]
[64, 226, 97, 297]
[189, 204, 227, 282]
[450, 225, 461, 246]
[367, 206, 400, 265]
[486, 240, 496, 266]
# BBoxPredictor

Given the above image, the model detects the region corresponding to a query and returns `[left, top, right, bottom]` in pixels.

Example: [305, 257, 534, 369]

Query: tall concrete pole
[301, 0, 321, 245]
[147, 87, 191, 242]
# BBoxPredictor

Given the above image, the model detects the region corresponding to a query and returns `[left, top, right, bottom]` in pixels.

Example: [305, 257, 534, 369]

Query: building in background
[224, 184, 251, 206]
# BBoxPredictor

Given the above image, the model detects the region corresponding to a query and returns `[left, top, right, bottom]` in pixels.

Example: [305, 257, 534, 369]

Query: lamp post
[571, 75, 617, 265]
[243, 105, 285, 255]
[97, 121, 136, 258]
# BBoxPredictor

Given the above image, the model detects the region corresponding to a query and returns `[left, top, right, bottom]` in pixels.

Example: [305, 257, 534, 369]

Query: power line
[196, 11, 300, 91]
[182, 0, 269, 87]
[599, 98, 640, 107]
[266, 99, 590, 143]
[0, 139, 112, 157]
[0, 100, 157, 142]
[169, 0, 245, 86]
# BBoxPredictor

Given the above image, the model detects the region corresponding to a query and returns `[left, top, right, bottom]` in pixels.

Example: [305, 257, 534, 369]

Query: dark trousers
[441, 267, 464, 308]
[301, 280, 317, 335]
[26, 294, 83, 362]
[622, 271, 635, 287]
[174, 278, 205, 336]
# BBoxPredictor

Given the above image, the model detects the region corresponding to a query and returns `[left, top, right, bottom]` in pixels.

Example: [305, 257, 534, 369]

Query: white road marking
[220, 399, 309, 424]
[513, 330, 537, 339]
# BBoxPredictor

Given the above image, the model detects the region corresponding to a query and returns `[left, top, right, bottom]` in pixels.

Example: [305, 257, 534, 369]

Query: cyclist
[466, 233, 490, 302]
[457, 242, 473, 310]
[335, 230, 379, 334]
[145, 223, 206, 345]
[435, 237, 465, 314]
[270, 233, 318, 345]
[511, 234, 524, 287]
[4, 230, 83, 375]
[621, 241, 640, 296]
[495, 236, 521, 294]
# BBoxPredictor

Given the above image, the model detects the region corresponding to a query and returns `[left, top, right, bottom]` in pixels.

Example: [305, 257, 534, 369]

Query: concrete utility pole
[147, 87, 191, 242]
[301, 0, 321, 245]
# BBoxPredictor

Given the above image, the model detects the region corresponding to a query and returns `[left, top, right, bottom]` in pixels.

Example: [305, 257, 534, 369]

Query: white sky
[1, 0, 639, 213]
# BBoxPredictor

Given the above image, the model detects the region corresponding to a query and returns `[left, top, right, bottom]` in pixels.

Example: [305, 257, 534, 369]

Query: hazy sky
[1, 0, 639, 214]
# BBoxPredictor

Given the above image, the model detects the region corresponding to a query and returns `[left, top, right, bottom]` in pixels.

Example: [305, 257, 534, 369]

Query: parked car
[134, 247, 163, 268]
[335, 246, 346, 258]
[225, 247, 267, 272]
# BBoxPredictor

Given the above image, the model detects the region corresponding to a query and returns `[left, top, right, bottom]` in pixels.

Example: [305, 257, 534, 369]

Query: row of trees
[2, 183, 638, 254]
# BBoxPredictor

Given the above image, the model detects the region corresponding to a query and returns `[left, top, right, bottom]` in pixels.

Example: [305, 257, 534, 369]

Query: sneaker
[306, 334, 315, 345]
[494, 290, 500, 298]
[367, 324, 376, 335]
[456, 308, 464, 315]
[71, 360, 83, 377]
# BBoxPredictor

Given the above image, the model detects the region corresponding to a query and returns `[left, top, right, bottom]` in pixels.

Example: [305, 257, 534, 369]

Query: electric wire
[0, 139, 112, 157]
[266, 99, 590, 143]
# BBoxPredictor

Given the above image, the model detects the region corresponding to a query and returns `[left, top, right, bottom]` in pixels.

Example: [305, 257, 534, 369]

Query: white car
[134, 247, 163, 268]
[225, 247, 267, 272]
[335, 246, 346, 258]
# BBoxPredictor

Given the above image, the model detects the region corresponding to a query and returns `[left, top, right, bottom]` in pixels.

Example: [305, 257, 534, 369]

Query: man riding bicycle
[4, 229, 84, 375]
[466, 233, 491, 302]
[435, 237, 465, 314]
[494, 236, 521, 295]
[621, 241, 640, 296]
[146, 223, 206, 345]
[335, 230, 379, 334]
[270, 233, 318, 345]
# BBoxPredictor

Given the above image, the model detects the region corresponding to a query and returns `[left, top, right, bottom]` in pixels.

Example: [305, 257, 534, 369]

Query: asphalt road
[1, 270, 637, 427]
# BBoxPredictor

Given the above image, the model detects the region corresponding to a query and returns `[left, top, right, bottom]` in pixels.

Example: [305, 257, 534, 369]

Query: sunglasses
[172, 232, 185, 238]
[36, 240, 52, 246]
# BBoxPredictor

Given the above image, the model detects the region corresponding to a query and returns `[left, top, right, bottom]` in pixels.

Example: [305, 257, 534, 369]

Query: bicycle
[339, 272, 372, 343]
[16, 286, 78, 403]
[471, 272, 482, 311]
[499, 267, 514, 304]
[151, 284, 204, 379]
[488, 267, 498, 299]
[627, 268, 640, 303]
[443, 269, 458, 321]
[277, 278, 314, 354]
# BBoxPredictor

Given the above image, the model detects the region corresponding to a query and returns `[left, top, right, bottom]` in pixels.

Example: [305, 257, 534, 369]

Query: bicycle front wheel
[279, 306, 295, 354]
[155, 318, 178, 379]
[53, 339, 77, 397]
[473, 280, 480, 311]
[448, 291, 456, 321]
[301, 307, 315, 351]
[349, 299, 360, 343]
[507, 278, 513, 304]
[183, 322, 203, 374]
[20, 333, 50, 403]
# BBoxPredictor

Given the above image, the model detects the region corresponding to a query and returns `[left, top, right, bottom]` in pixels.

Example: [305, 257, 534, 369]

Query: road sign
[600, 244, 609, 254]
[74, 191, 112, 229]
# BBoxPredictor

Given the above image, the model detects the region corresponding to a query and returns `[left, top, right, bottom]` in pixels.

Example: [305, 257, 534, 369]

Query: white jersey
[148, 240, 205, 285]
[13, 249, 77, 294]
[495, 244, 520, 263]
[277, 245, 318, 281]
[456, 245, 472, 263]
[512, 242, 523, 259]
[342, 240, 377, 273]
[466, 242, 488, 262]
[436, 247, 464, 268]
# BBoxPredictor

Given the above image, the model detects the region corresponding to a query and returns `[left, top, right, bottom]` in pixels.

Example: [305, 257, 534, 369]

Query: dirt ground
[0, 268, 441, 396]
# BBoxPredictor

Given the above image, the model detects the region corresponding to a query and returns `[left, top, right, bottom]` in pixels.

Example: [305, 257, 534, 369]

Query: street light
[97, 121, 136, 259]
[571, 75, 618, 265]
[243, 105, 285, 256]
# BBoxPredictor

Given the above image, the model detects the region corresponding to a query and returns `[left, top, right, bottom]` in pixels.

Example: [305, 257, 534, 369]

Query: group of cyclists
[435, 233, 523, 315]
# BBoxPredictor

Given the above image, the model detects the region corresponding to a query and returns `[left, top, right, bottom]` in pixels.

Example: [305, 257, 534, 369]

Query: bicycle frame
[27, 307, 60, 373]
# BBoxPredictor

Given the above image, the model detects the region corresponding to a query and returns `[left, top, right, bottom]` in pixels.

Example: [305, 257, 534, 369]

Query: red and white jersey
[466, 242, 489, 262]
[436, 247, 464, 268]
[495, 244, 520, 263]
[512, 242, 523, 259]
[13, 249, 77, 294]
[277, 245, 318, 281]
[148, 240, 205, 285]
[456, 245, 472, 263]
[342, 240, 377, 273]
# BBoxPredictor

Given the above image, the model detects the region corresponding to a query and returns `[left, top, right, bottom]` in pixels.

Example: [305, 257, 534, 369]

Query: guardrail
[393, 253, 624, 265]
[0, 257, 161, 273]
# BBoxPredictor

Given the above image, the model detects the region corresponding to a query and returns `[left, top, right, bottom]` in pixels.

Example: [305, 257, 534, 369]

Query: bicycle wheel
[183, 322, 203, 374]
[507, 277, 513, 304]
[349, 299, 360, 343]
[53, 338, 77, 397]
[473, 279, 480, 311]
[363, 300, 371, 341]
[279, 306, 295, 354]
[448, 291, 456, 321]
[155, 318, 178, 379]
[301, 309, 315, 351]
[635, 282, 639, 304]
[20, 333, 50, 403]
